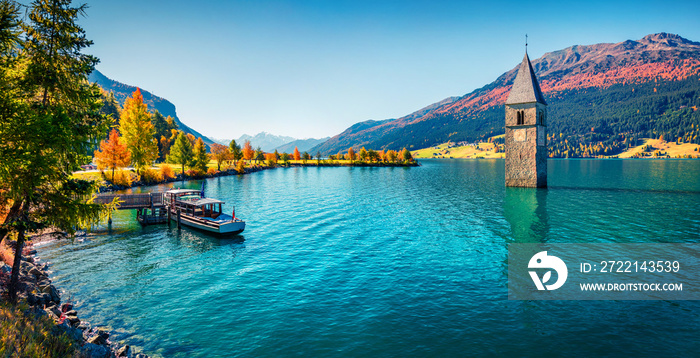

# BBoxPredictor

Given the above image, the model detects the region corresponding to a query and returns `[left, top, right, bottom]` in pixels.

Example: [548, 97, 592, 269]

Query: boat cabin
[164, 189, 225, 219]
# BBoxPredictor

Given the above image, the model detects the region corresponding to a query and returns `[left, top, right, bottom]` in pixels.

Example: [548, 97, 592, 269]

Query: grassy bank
[0, 302, 76, 357]
[72, 159, 418, 190]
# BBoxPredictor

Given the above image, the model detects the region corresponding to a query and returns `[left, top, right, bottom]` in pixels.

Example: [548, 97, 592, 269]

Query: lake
[38, 159, 700, 357]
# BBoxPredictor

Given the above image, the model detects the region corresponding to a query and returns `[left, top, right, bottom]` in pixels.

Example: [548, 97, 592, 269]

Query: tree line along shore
[89, 91, 417, 188]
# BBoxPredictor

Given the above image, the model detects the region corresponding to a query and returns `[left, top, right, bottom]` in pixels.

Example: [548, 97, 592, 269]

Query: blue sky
[78, 0, 700, 140]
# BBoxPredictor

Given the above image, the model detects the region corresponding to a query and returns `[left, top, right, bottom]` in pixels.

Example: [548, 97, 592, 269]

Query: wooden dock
[93, 192, 169, 226]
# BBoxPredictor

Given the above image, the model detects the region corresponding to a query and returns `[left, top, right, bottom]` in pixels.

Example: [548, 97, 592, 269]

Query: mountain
[89, 70, 215, 147]
[312, 96, 459, 155]
[235, 132, 297, 152]
[209, 137, 233, 146]
[275, 137, 330, 154]
[313, 33, 700, 157]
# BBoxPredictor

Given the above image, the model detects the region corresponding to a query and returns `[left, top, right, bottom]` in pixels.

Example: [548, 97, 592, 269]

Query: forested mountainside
[89, 70, 215, 147]
[312, 33, 700, 157]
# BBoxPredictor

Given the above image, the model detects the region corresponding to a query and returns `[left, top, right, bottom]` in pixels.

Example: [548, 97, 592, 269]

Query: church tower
[505, 52, 547, 188]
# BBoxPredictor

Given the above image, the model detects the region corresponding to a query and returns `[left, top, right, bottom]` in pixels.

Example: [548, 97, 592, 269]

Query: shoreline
[1, 232, 150, 358]
[97, 161, 420, 192]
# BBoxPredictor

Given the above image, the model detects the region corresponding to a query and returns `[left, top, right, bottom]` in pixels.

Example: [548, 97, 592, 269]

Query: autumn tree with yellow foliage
[120, 88, 158, 175]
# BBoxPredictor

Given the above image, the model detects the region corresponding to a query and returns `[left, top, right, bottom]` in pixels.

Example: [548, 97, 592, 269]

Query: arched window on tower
[539, 112, 544, 125]
[516, 111, 524, 125]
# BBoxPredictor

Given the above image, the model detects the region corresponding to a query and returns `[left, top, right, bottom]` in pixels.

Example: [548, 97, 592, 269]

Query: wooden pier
[93, 192, 169, 226]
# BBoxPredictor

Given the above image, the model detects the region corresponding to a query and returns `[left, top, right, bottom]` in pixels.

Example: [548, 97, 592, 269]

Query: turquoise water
[38, 159, 700, 357]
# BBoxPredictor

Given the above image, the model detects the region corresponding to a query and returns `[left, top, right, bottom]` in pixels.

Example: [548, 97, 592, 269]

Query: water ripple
[37, 160, 700, 357]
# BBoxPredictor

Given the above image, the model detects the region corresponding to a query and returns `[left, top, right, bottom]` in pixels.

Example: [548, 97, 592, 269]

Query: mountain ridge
[89, 70, 215, 147]
[312, 33, 700, 155]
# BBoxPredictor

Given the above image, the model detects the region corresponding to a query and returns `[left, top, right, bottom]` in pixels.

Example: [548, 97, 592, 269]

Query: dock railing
[93, 192, 165, 210]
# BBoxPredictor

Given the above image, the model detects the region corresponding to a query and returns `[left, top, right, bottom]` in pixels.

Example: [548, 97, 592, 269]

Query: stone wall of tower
[505, 103, 547, 188]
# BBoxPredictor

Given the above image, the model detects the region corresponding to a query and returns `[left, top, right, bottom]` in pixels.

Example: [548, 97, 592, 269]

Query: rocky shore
[1, 232, 150, 358]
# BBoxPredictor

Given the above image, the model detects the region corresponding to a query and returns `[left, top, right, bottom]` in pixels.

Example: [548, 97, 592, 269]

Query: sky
[72, 0, 700, 140]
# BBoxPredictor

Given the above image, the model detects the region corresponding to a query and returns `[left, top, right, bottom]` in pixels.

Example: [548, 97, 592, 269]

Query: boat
[163, 189, 245, 235]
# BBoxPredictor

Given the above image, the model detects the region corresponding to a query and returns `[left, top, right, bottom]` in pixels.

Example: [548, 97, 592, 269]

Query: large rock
[116, 345, 130, 357]
[26, 292, 38, 305]
[19, 261, 34, 271]
[87, 334, 107, 346]
[45, 305, 62, 319]
[61, 302, 73, 312]
[78, 320, 91, 332]
[79, 343, 111, 358]
[40, 284, 60, 303]
[28, 266, 43, 277]
[52, 321, 84, 343]
[96, 328, 110, 340]
[65, 315, 80, 327]
[39, 292, 52, 306]
[43, 307, 60, 322]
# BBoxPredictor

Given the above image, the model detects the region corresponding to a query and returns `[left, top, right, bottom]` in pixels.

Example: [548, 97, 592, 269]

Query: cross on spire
[525, 34, 528, 53]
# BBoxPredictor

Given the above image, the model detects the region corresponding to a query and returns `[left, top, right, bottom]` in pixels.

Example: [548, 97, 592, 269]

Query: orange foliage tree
[347, 147, 356, 161]
[210, 143, 229, 171]
[265, 152, 277, 166]
[242, 140, 254, 161]
[293, 146, 301, 161]
[94, 128, 131, 179]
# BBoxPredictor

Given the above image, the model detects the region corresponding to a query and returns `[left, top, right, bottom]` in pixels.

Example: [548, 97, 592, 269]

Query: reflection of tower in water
[503, 187, 549, 243]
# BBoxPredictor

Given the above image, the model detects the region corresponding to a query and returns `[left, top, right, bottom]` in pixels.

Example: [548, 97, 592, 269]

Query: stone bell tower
[505, 51, 547, 188]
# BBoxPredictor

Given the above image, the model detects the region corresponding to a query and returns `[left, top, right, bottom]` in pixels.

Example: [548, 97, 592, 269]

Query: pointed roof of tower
[505, 53, 547, 105]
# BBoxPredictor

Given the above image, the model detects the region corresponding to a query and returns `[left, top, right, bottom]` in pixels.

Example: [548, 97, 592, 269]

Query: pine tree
[192, 138, 209, 173]
[120, 88, 158, 175]
[402, 148, 413, 161]
[229, 139, 242, 165]
[1, 0, 112, 302]
[94, 128, 131, 179]
[166, 131, 193, 174]
[100, 90, 121, 127]
[254, 147, 264, 163]
[152, 110, 177, 161]
[293, 146, 301, 161]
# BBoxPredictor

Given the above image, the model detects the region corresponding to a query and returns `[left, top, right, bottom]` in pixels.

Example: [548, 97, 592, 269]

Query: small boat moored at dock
[163, 189, 245, 235]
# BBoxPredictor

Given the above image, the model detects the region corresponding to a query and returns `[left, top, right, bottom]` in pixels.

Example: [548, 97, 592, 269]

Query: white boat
[163, 189, 245, 235]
